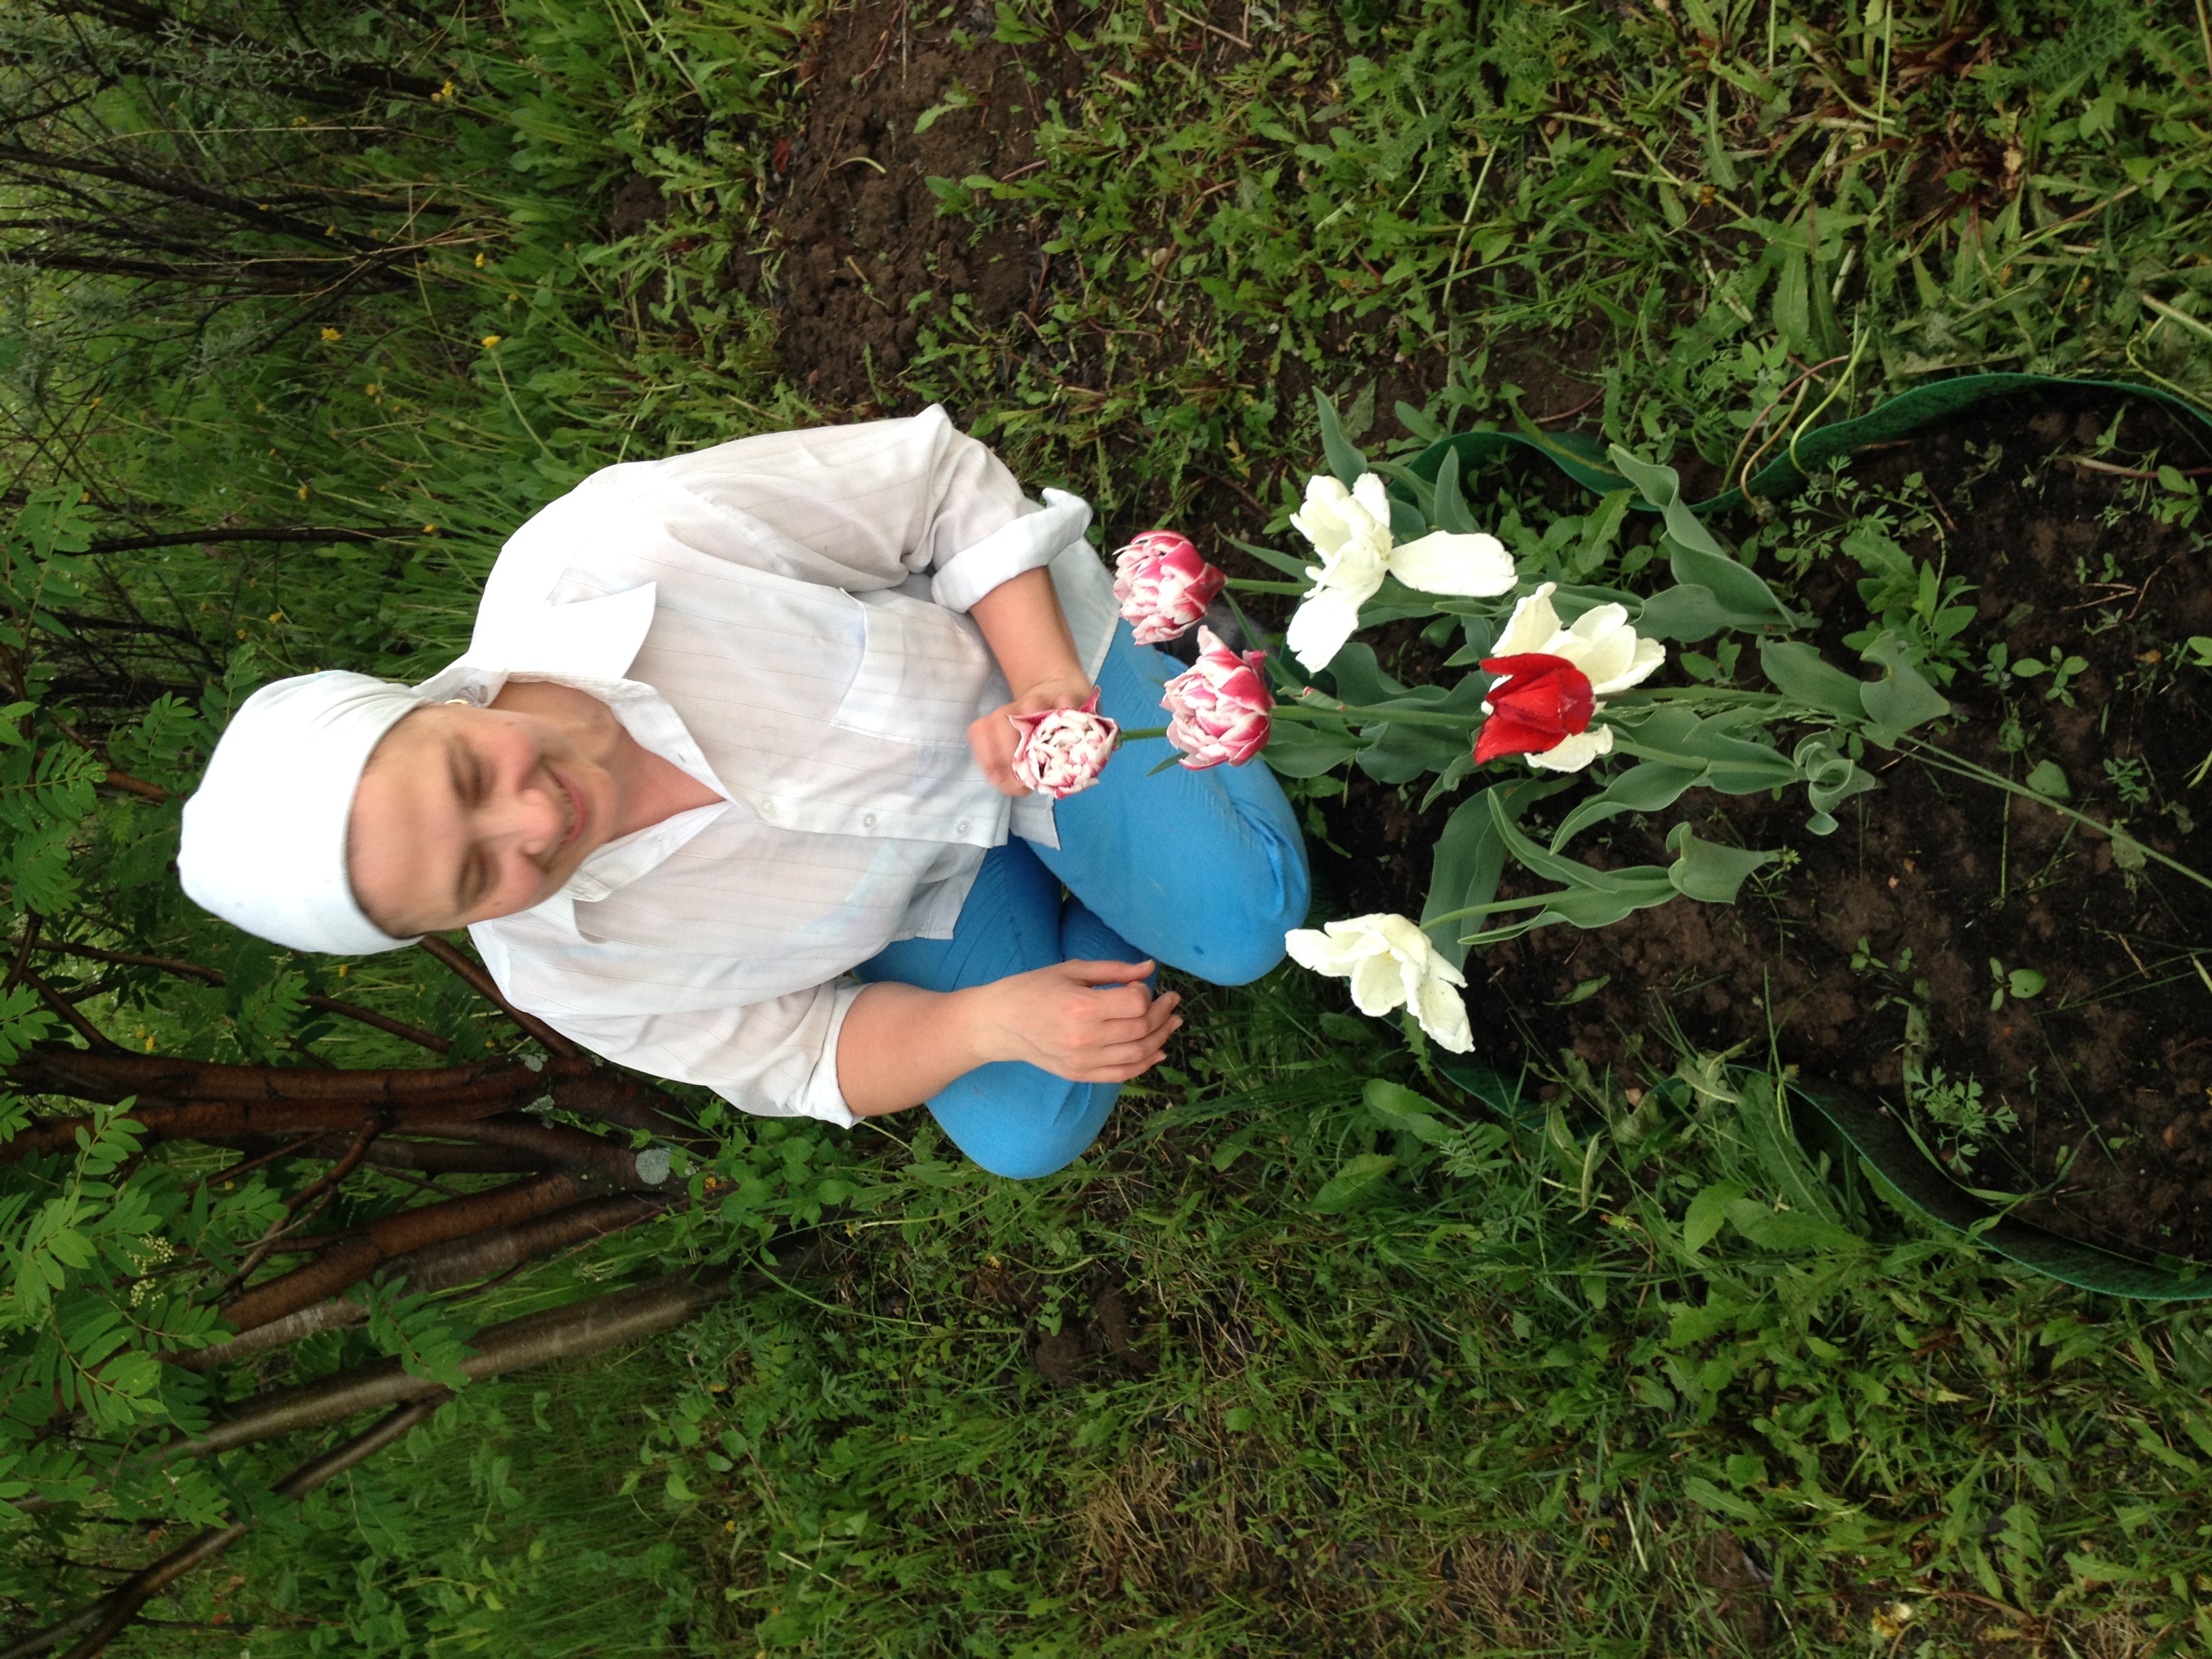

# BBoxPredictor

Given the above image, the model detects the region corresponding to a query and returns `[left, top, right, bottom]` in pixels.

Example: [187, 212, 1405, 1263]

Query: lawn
[1, 1, 2210, 1655]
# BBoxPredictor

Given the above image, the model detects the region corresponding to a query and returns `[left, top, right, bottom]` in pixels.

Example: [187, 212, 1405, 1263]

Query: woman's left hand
[968, 676, 1099, 795]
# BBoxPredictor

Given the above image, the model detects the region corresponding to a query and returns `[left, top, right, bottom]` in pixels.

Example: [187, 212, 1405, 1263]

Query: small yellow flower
[422, 524, 437, 534]
[320, 327, 342, 342]
[1870, 1602, 1916, 1641]
[297, 485, 309, 500]
[474, 252, 486, 268]
[236, 628, 247, 639]
[267, 611, 283, 623]
[481, 334, 503, 348]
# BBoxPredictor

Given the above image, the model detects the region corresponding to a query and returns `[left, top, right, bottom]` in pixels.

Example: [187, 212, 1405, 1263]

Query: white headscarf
[178, 671, 428, 956]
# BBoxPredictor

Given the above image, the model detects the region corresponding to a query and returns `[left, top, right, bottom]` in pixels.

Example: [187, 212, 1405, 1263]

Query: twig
[5, 1400, 441, 1659]
[35, 942, 453, 1054]
[18, 967, 120, 1054]
[417, 936, 581, 1062]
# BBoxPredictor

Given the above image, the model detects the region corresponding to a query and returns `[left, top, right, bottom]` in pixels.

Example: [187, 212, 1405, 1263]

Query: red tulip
[1475, 653, 1595, 764]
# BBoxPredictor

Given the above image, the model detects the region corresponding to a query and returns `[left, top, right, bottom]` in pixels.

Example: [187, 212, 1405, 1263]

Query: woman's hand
[838, 962, 1181, 1115]
[962, 959, 1180, 1081]
[968, 675, 1099, 795]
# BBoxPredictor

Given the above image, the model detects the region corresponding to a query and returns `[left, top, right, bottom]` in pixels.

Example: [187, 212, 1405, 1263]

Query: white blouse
[411, 409, 1120, 1128]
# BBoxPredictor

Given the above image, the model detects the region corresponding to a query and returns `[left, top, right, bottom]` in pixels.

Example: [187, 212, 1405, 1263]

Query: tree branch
[4, 1399, 443, 1659]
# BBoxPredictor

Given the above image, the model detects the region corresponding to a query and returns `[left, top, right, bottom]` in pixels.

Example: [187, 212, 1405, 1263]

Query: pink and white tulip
[1113, 530, 1226, 644]
[1161, 628, 1273, 769]
[1010, 693, 1120, 799]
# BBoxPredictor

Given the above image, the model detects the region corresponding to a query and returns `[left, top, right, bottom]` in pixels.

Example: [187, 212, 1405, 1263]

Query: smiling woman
[348, 686, 720, 935]
[176, 409, 1313, 1177]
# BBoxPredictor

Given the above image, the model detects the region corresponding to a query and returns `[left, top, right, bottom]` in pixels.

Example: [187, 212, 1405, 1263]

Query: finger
[1057, 958, 1156, 985]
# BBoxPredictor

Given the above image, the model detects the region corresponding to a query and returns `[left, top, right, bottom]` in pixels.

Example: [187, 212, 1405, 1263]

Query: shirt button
[758, 801, 775, 819]
[956, 819, 970, 836]
[862, 813, 876, 828]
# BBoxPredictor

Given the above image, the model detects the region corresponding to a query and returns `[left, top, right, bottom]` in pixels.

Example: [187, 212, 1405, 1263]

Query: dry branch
[175, 1193, 670, 1370]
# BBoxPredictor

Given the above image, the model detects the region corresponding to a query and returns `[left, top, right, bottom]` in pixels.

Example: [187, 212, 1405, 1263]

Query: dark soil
[1322, 392, 2212, 1265]
[743, 0, 1607, 528]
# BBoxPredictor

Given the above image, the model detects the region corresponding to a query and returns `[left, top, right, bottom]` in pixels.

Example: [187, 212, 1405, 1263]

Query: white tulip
[1490, 581, 1665, 696]
[1284, 912, 1473, 1052]
[1285, 474, 1517, 672]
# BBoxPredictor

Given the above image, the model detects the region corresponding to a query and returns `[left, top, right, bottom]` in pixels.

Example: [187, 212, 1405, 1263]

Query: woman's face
[346, 701, 619, 935]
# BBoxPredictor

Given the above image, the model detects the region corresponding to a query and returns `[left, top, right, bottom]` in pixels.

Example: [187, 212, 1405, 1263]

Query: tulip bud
[1161, 628, 1273, 769]
[1010, 693, 1120, 798]
[1112, 530, 1226, 644]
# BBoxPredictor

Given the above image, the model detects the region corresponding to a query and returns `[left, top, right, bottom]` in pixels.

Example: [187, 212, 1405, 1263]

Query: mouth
[552, 769, 586, 851]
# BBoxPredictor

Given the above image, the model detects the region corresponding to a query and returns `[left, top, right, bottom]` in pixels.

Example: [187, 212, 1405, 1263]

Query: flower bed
[1285, 389, 2212, 1267]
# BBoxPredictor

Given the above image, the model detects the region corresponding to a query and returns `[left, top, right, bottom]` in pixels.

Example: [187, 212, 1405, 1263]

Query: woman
[178, 408, 1309, 1177]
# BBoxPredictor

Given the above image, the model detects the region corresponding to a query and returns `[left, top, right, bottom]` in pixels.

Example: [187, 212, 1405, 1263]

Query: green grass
[9, 0, 2212, 1654]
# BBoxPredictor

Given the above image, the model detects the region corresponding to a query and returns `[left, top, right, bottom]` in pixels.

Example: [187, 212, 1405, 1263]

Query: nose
[481, 773, 567, 861]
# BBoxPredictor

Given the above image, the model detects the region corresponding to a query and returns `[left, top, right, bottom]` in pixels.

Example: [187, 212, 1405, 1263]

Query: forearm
[968, 565, 1085, 698]
[834, 981, 987, 1117]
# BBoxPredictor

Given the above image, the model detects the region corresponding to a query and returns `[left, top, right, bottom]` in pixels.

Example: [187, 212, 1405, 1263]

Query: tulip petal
[1286, 583, 1371, 673]
[1347, 951, 1410, 1018]
[1351, 471, 1393, 529]
[1491, 582, 1561, 657]
[1383, 531, 1516, 596]
[1528, 724, 1614, 772]
[1589, 634, 1668, 697]
[1410, 974, 1475, 1052]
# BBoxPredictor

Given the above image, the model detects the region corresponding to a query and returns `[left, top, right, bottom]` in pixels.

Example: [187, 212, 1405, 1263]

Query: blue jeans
[853, 621, 1310, 1178]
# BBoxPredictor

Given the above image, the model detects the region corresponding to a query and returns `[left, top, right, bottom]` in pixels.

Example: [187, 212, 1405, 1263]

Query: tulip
[1284, 912, 1473, 1052]
[1161, 628, 1273, 769]
[1285, 474, 1515, 672]
[1113, 530, 1226, 644]
[1475, 653, 1595, 766]
[1475, 582, 1666, 772]
[1010, 693, 1120, 798]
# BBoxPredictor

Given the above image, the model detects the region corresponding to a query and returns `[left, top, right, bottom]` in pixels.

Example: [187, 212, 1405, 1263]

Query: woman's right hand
[962, 960, 1181, 1083]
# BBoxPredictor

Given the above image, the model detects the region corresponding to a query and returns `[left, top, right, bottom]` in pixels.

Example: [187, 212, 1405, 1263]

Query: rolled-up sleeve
[645, 405, 1090, 611]
[504, 979, 866, 1130]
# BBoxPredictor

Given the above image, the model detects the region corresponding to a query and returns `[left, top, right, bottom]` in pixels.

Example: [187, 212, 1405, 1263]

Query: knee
[1177, 865, 1311, 987]
[935, 1071, 1115, 1180]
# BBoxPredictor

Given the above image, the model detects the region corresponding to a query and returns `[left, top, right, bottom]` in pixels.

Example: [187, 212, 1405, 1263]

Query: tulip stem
[1223, 578, 1309, 594]
[1277, 693, 1479, 729]
[1116, 726, 1168, 743]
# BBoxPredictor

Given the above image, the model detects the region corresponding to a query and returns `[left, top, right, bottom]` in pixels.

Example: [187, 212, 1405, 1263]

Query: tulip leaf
[1421, 779, 1570, 966]
[1528, 871, 1676, 930]
[1666, 539, 1797, 629]
[1606, 443, 1681, 508]
[1759, 640, 1870, 722]
[1323, 641, 1401, 706]
[1664, 823, 1777, 903]
[1431, 448, 1478, 537]
[1314, 391, 1368, 489]
[1357, 719, 1467, 784]
[1227, 536, 1312, 580]
[1793, 733, 1877, 830]
[1261, 716, 1369, 778]
[1857, 632, 1950, 743]
[1660, 493, 1728, 559]
[1633, 581, 1734, 642]
[1310, 1151, 1399, 1213]
[1549, 760, 1704, 851]
[1364, 1079, 1454, 1145]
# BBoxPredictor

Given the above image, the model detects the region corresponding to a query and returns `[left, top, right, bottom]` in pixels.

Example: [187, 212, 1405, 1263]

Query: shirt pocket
[832, 588, 997, 741]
